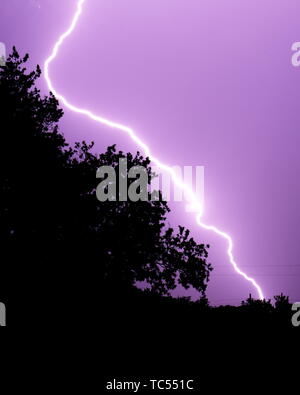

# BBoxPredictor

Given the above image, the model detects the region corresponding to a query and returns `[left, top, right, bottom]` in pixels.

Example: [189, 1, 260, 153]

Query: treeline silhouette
[0, 49, 297, 371]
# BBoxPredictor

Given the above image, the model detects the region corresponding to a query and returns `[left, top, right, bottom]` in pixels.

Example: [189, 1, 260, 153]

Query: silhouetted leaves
[0, 49, 212, 318]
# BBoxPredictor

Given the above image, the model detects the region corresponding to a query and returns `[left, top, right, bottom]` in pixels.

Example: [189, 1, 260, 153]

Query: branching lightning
[44, 0, 264, 300]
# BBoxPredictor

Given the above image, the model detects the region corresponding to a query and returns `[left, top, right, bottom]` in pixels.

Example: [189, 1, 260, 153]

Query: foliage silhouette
[0, 48, 212, 325]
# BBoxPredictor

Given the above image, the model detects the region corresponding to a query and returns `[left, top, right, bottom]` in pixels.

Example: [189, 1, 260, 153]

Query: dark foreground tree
[0, 48, 212, 325]
[93, 144, 212, 296]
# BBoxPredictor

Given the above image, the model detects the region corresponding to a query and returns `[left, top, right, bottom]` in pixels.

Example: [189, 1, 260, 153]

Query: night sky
[1, 0, 300, 304]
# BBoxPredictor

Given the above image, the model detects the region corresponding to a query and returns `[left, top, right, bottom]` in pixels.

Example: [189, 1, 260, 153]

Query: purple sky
[1, 0, 300, 304]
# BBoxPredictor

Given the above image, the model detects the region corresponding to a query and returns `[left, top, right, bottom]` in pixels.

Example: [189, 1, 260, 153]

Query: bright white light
[44, 0, 264, 300]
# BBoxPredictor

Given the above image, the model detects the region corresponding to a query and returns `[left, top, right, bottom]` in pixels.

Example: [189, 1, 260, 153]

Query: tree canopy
[0, 48, 212, 313]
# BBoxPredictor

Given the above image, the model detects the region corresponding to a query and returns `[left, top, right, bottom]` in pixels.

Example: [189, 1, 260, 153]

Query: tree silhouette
[241, 294, 273, 313]
[0, 48, 212, 321]
[274, 293, 291, 311]
[93, 144, 213, 297]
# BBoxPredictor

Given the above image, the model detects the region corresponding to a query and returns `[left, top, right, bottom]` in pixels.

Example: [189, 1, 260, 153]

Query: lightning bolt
[44, 0, 264, 301]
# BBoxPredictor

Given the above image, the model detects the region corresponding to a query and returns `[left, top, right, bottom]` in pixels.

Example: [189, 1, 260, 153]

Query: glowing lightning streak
[44, 0, 264, 300]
